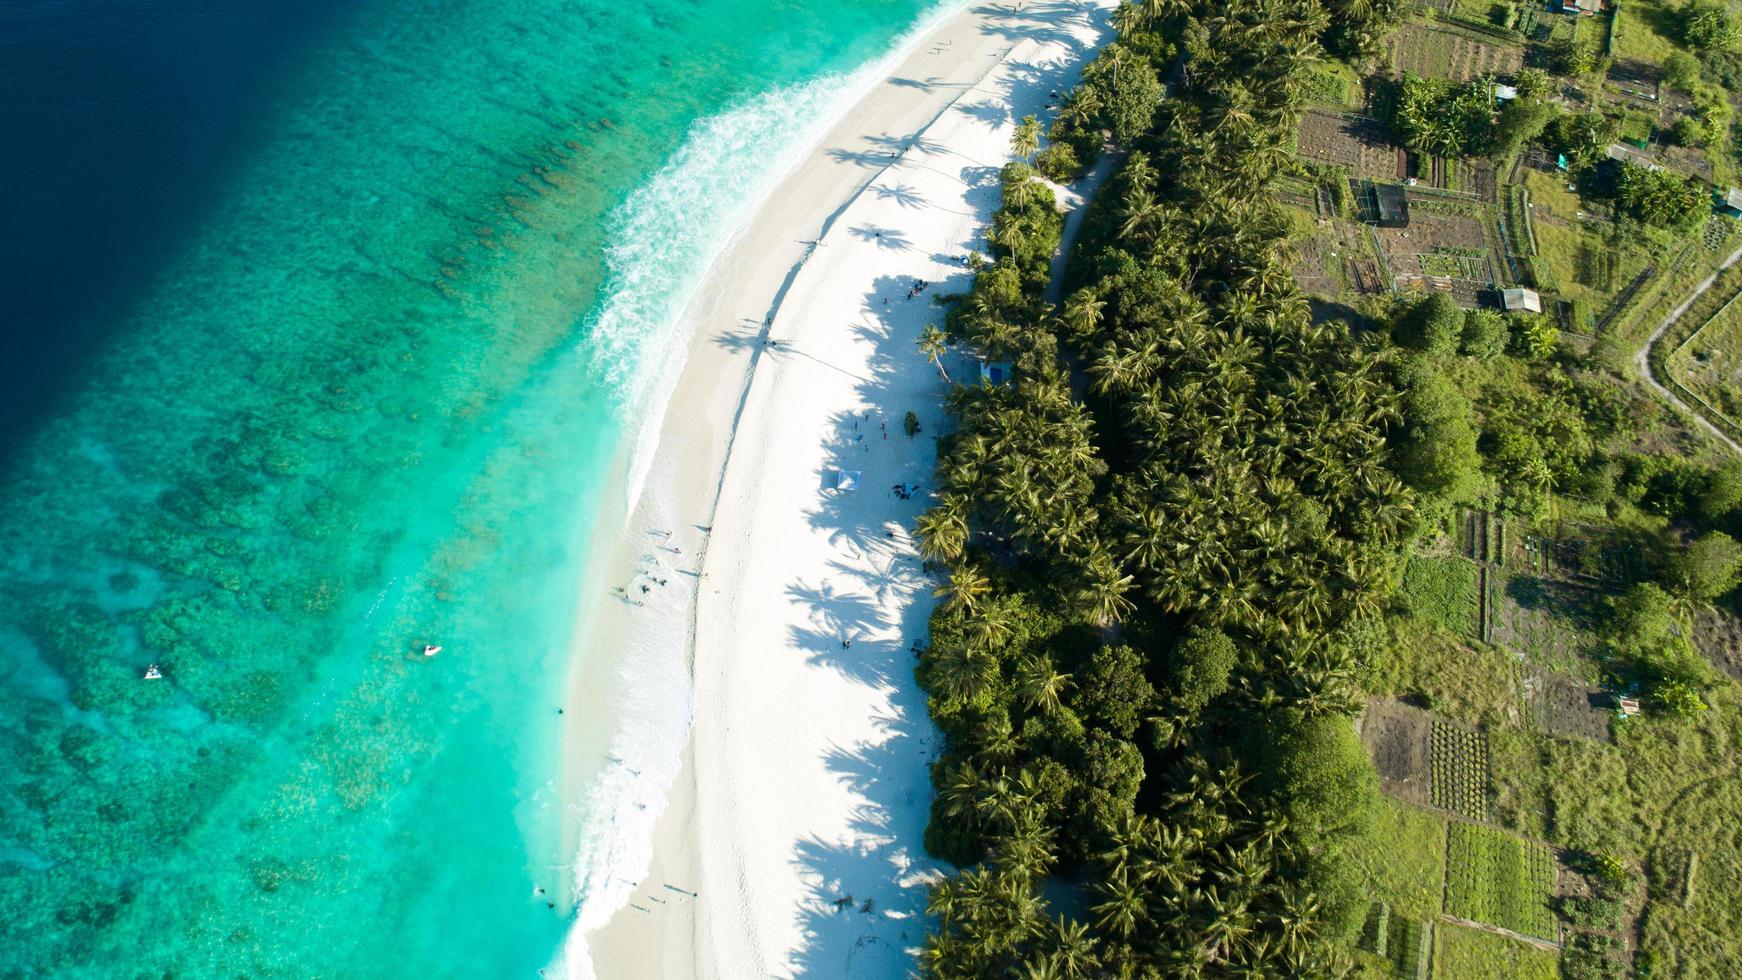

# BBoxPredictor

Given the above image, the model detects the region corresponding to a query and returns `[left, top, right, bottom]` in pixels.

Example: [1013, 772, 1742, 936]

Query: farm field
[1385, 23, 1522, 82]
[1433, 923, 1560, 980]
[1398, 555, 1480, 637]
[1431, 722, 1490, 821]
[1667, 288, 1742, 425]
[1350, 797, 1448, 918]
[1443, 822, 1558, 940]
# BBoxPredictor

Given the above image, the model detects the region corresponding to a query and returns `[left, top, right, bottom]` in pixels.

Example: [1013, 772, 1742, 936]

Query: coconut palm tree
[1012, 114, 1043, 161]
[1014, 653, 1071, 715]
[937, 564, 992, 613]
[918, 325, 952, 383]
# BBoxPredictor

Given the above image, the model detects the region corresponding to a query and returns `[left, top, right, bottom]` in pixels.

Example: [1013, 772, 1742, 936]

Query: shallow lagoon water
[0, 0, 946, 973]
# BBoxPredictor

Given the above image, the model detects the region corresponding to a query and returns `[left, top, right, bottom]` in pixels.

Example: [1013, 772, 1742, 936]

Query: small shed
[1617, 696, 1642, 718]
[1559, 0, 1600, 14]
[1501, 287, 1543, 314]
[1606, 143, 1662, 172]
[1367, 182, 1410, 228]
[979, 360, 1013, 385]
[835, 469, 861, 492]
[1722, 187, 1742, 217]
[1492, 83, 1519, 101]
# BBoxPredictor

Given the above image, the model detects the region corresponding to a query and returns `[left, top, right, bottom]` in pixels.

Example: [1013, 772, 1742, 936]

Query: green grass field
[1444, 822, 1558, 939]
[1351, 797, 1449, 918]
[1367, 618, 1522, 729]
[1399, 556, 1480, 637]
[1434, 922, 1561, 980]
[1609, 0, 1681, 66]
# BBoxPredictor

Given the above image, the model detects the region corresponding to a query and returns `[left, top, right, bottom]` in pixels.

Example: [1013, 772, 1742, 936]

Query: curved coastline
[576, 1, 1116, 975]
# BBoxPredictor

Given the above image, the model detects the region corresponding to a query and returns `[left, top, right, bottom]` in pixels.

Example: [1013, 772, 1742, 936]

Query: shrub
[1034, 142, 1082, 183]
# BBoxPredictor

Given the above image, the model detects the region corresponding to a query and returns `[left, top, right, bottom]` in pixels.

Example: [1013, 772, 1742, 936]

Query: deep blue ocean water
[0, 0, 947, 974]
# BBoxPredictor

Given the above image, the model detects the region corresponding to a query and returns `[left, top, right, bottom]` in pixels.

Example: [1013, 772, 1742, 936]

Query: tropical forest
[911, 0, 1742, 976]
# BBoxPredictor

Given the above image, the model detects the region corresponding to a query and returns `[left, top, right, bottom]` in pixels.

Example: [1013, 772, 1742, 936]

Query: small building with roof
[1365, 182, 1410, 228]
[1501, 287, 1543, 314]
[1559, 0, 1601, 14]
[1722, 187, 1742, 217]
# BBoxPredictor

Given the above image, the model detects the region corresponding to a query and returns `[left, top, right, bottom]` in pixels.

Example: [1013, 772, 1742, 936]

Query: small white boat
[143, 665, 163, 680]
[422, 644, 443, 657]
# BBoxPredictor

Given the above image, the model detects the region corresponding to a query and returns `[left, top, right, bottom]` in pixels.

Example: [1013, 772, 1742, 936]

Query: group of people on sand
[905, 279, 929, 300]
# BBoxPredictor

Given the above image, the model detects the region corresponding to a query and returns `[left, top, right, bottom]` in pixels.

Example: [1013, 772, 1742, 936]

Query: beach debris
[142, 664, 163, 680]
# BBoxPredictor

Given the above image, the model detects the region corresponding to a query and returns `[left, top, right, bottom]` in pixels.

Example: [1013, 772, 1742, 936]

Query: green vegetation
[915, 0, 1411, 973]
[915, 0, 1742, 973]
[1348, 798, 1447, 918]
[1398, 556, 1480, 636]
[1444, 822, 1557, 938]
[1433, 923, 1561, 980]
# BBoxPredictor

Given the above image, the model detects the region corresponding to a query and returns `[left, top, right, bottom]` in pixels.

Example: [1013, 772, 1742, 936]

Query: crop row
[1430, 722, 1490, 822]
[1444, 822, 1558, 940]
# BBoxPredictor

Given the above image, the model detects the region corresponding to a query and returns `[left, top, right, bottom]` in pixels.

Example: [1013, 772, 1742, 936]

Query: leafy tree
[1081, 44, 1164, 147]
[1394, 292, 1463, 355]
[1495, 96, 1557, 157]
[1170, 627, 1238, 712]
[1665, 530, 1742, 600]
[1071, 644, 1156, 739]
[1685, 1, 1739, 51]
[1699, 459, 1742, 519]
[1615, 162, 1708, 229]
[1393, 357, 1482, 502]
[1252, 710, 1380, 843]
[1664, 51, 1702, 91]
[1460, 308, 1508, 358]
[1609, 581, 1675, 648]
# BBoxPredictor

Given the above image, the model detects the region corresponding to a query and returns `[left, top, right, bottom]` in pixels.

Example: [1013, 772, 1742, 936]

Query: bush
[1665, 530, 1742, 599]
[1396, 292, 1464, 355]
[1034, 141, 1082, 183]
[1461, 309, 1508, 358]
[1170, 627, 1238, 713]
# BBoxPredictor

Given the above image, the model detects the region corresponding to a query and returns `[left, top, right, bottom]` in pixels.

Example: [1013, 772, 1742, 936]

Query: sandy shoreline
[576, 2, 1114, 976]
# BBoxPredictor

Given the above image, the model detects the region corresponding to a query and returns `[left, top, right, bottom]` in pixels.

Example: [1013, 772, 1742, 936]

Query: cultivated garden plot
[1444, 822, 1559, 941]
[1431, 720, 1490, 821]
[1386, 23, 1524, 82]
[1295, 110, 1400, 180]
[1360, 699, 1434, 806]
[1668, 288, 1742, 427]
[1692, 607, 1742, 680]
[1522, 668, 1612, 742]
[1375, 209, 1492, 303]
[1399, 554, 1481, 638]
[1434, 921, 1560, 980]
[1289, 216, 1382, 301]
[1492, 577, 1596, 675]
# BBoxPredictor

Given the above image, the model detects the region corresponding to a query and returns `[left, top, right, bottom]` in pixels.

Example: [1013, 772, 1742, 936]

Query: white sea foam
[555, 3, 970, 976]
[580, 0, 970, 513]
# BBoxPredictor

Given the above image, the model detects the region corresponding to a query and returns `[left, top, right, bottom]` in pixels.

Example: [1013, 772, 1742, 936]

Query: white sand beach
[577, 2, 1115, 976]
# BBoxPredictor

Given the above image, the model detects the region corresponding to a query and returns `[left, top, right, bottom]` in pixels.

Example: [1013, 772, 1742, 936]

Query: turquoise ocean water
[0, 0, 952, 974]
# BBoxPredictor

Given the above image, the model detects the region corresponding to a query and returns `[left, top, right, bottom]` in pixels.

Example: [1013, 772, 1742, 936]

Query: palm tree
[937, 564, 992, 613]
[914, 499, 968, 561]
[1012, 114, 1043, 161]
[918, 325, 952, 383]
[1074, 548, 1137, 627]
[1014, 653, 1071, 715]
[1060, 288, 1106, 340]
